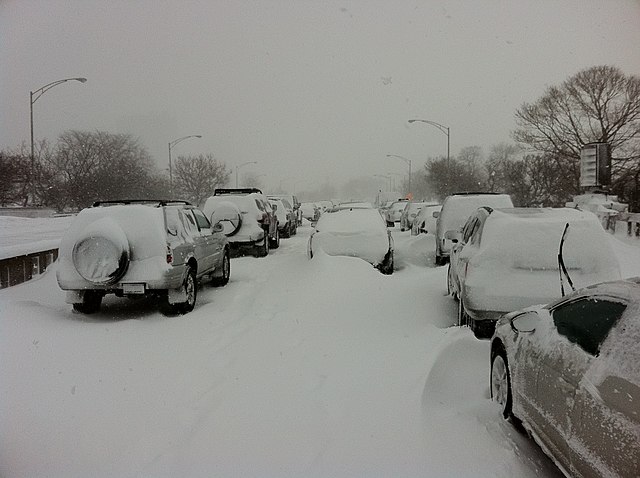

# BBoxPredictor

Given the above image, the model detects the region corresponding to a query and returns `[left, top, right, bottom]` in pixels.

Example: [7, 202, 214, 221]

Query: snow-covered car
[399, 201, 433, 232]
[267, 195, 298, 235]
[448, 207, 621, 338]
[490, 278, 640, 477]
[203, 188, 279, 257]
[435, 192, 513, 265]
[300, 202, 320, 223]
[56, 200, 230, 315]
[268, 198, 293, 238]
[384, 199, 409, 226]
[268, 193, 301, 227]
[411, 204, 441, 236]
[308, 207, 394, 274]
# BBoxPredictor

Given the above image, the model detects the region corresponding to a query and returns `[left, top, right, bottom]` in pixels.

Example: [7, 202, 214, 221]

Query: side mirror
[511, 312, 539, 333]
[432, 211, 440, 219]
[212, 222, 224, 233]
[444, 230, 461, 243]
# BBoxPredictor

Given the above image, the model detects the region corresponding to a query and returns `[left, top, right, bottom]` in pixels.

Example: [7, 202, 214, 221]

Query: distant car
[308, 207, 394, 274]
[490, 278, 640, 477]
[268, 193, 302, 227]
[384, 199, 409, 226]
[267, 195, 298, 236]
[56, 200, 230, 315]
[448, 207, 621, 338]
[203, 188, 279, 257]
[435, 192, 514, 265]
[269, 198, 294, 238]
[316, 200, 334, 214]
[399, 201, 433, 231]
[300, 202, 320, 223]
[411, 204, 441, 236]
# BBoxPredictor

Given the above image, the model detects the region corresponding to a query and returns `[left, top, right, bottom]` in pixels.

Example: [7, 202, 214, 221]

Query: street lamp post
[236, 161, 258, 187]
[408, 119, 450, 192]
[30, 77, 87, 204]
[386, 154, 412, 196]
[168, 135, 202, 195]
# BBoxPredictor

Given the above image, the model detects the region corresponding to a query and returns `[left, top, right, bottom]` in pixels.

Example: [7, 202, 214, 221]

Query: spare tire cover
[210, 201, 243, 236]
[72, 217, 130, 285]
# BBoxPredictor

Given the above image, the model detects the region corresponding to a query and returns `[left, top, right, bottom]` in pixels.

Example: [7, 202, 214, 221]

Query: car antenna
[558, 223, 576, 297]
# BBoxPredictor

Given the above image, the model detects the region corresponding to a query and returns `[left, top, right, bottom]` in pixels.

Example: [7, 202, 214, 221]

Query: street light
[168, 135, 202, 195]
[386, 154, 412, 196]
[30, 77, 87, 204]
[408, 118, 450, 192]
[236, 161, 257, 187]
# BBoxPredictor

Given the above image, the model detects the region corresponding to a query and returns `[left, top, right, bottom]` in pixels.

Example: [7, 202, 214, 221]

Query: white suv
[203, 188, 279, 257]
[57, 200, 230, 315]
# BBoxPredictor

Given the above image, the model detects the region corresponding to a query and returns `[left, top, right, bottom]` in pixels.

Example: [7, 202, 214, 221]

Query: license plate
[122, 283, 145, 294]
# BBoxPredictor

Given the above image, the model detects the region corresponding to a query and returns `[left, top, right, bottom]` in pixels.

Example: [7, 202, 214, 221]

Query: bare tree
[513, 65, 640, 204]
[48, 130, 159, 209]
[173, 154, 230, 206]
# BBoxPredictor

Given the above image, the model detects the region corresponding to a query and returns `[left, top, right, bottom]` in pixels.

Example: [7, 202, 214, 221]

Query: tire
[255, 234, 269, 257]
[458, 297, 469, 327]
[491, 347, 513, 419]
[210, 201, 242, 236]
[72, 290, 102, 314]
[270, 228, 280, 249]
[379, 250, 394, 275]
[72, 220, 130, 285]
[162, 267, 197, 315]
[211, 250, 230, 287]
[447, 264, 457, 299]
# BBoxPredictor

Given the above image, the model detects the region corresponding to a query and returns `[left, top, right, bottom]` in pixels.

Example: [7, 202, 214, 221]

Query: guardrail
[0, 248, 58, 289]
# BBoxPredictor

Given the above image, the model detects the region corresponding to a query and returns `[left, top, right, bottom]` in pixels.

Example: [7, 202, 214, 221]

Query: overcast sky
[2, 0, 640, 193]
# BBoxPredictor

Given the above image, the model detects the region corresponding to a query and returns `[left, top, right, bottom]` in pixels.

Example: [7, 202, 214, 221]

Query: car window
[165, 207, 189, 242]
[192, 208, 211, 231]
[180, 210, 200, 237]
[462, 217, 478, 243]
[469, 217, 484, 246]
[551, 297, 627, 356]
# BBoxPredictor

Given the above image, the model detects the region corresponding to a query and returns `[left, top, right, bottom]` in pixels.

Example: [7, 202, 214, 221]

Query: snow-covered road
[5, 222, 636, 477]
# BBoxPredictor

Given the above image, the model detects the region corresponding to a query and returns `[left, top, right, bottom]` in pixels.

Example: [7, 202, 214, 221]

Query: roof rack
[92, 199, 192, 207]
[213, 188, 263, 196]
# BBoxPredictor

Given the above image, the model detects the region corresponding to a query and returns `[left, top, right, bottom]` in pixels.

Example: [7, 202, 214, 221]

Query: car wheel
[270, 228, 280, 249]
[447, 264, 457, 299]
[162, 267, 197, 315]
[72, 290, 102, 314]
[491, 347, 513, 419]
[211, 250, 230, 287]
[255, 234, 269, 257]
[379, 250, 394, 275]
[210, 201, 243, 236]
[72, 220, 130, 285]
[458, 298, 469, 327]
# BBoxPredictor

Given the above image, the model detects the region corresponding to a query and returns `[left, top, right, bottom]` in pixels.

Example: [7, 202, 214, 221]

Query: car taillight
[257, 212, 269, 225]
[166, 245, 173, 264]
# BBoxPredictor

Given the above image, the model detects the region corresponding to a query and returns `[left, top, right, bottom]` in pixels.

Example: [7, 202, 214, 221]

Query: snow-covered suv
[56, 200, 230, 315]
[203, 188, 279, 257]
